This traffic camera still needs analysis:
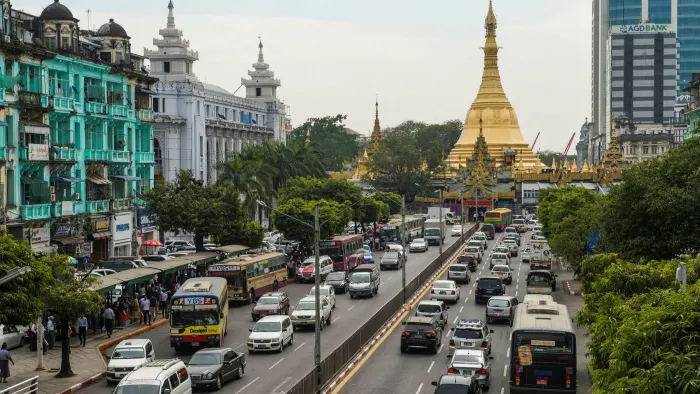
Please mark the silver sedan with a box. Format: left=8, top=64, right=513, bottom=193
left=430, top=280, right=460, bottom=303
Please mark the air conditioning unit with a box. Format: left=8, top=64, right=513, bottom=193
left=73, top=192, right=80, bottom=201
left=50, top=193, right=56, bottom=203
left=49, top=186, right=55, bottom=194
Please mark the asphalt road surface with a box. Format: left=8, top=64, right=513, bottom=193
left=82, top=231, right=466, bottom=394
left=337, top=230, right=593, bottom=394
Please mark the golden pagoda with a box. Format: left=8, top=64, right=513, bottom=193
left=447, top=0, right=543, bottom=169
left=366, top=100, right=383, bottom=155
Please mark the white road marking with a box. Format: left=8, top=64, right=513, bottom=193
left=348, top=305, right=356, bottom=311
left=332, top=317, right=341, bottom=323
left=269, top=358, right=285, bottom=370
left=427, top=360, right=435, bottom=373
left=234, top=343, right=245, bottom=350
left=500, top=388, right=505, bottom=394
left=445, top=329, right=451, bottom=339
left=516, top=285, right=519, bottom=292
left=453, top=316, right=459, bottom=324
left=506, top=348, right=510, bottom=358
left=388, top=277, right=393, bottom=281
left=271, top=377, right=292, bottom=393
left=503, top=364, right=508, bottom=377
left=234, top=377, right=260, bottom=394
left=438, top=344, right=444, bottom=353
left=459, top=306, right=463, bottom=313
left=416, top=383, right=424, bottom=394
left=294, top=342, right=306, bottom=351
left=469, top=290, right=472, bottom=295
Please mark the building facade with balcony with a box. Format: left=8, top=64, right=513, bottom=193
left=0, top=0, right=157, bottom=261
left=145, top=1, right=292, bottom=186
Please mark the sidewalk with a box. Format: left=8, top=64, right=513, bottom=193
left=6, top=317, right=168, bottom=394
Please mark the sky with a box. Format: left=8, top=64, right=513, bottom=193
left=19, top=0, right=592, bottom=151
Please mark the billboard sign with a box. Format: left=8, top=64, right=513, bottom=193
left=612, top=24, right=674, bottom=34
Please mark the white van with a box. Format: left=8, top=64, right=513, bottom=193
left=115, top=359, right=191, bottom=394
left=107, top=339, right=155, bottom=383
left=297, top=256, right=334, bottom=283
left=349, top=264, right=380, bottom=298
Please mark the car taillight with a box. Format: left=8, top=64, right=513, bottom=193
left=515, top=365, right=523, bottom=386
left=448, top=367, right=456, bottom=373
left=475, top=288, right=480, bottom=295
left=566, top=367, right=573, bottom=388
left=401, top=330, right=411, bottom=337
left=479, top=369, right=487, bottom=375
left=449, top=339, right=455, bottom=346
left=425, top=331, right=437, bottom=338
left=431, top=289, right=435, bottom=294
left=481, top=341, right=488, bottom=349
left=451, top=290, right=456, bottom=295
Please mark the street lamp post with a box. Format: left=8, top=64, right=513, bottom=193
left=460, top=188, right=464, bottom=237
left=313, top=205, right=321, bottom=390
left=438, top=190, right=444, bottom=256
left=401, top=195, right=407, bottom=303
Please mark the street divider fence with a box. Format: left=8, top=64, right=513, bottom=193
left=287, top=224, right=481, bottom=394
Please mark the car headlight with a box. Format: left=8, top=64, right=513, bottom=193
left=205, top=372, right=213, bottom=379
left=107, top=367, right=115, bottom=372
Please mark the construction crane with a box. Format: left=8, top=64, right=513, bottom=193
left=531, top=131, right=540, bottom=151
left=560, top=133, right=576, bottom=158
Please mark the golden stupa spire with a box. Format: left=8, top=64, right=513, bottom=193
left=569, top=159, right=578, bottom=172
left=305, top=125, right=311, bottom=145
left=602, top=113, right=624, bottom=169
left=367, top=100, right=383, bottom=155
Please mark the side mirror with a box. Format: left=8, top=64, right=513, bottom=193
left=489, top=356, right=494, bottom=360
left=450, top=327, right=455, bottom=331
left=489, top=329, right=494, bottom=333
left=401, top=321, right=406, bottom=325
left=248, top=328, right=253, bottom=332
left=431, top=381, right=438, bottom=387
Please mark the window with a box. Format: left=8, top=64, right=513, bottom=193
left=145, top=343, right=153, bottom=355
left=186, top=62, right=190, bottom=74
left=256, top=87, right=261, bottom=97
left=61, top=37, right=69, bottom=48
left=161, top=98, right=166, bottom=112
left=100, top=52, right=112, bottom=63
left=651, top=146, right=658, bottom=154
left=164, top=62, right=170, bottom=73
left=168, top=373, right=180, bottom=388
left=160, top=379, right=171, bottom=394
left=197, top=101, right=201, bottom=115
left=177, top=368, right=189, bottom=383
left=152, top=97, right=159, bottom=112
left=643, top=145, right=649, bottom=154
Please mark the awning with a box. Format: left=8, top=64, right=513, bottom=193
left=136, top=87, right=157, bottom=95
left=52, top=237, right=84, bottom=246
left=51, top=176, right=85, bottom=183
left=20, top=120, right=50, bottom=135
left=21, top=175, right=44, bottom=183
left=87, top=174, right=111, bottom=185
left=92, top=232, right=111, bottom=240
left=110, top=175, right=142, bottom=182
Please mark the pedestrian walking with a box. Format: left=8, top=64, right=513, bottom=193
left=77, top=315, right=88, bottom=347
left=141, top=296, right=151, bottom=325
left=46, top=316, right=56, bottom=350
left=103, top=306, right=115, bottom=338
left=149, top=293, right=158, bottom=322
left=0, top=343, right=14, bottom=383
left=160, top=290, right=168, bottom=318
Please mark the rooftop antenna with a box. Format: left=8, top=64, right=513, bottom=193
left=86, top=9, right=91, bottom=32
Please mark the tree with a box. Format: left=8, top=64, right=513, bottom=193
left=601, top=138, right=700, bottom=260
left=143, top=169, right=263, bottom=250
left=271, top=198, right=353, bottom=246
left=537, top=186, right=601, bottom=239
left=279, top=177, right=363, bottom=206
left=372, top=191, right=403, bottom=215
left=414, top=120, right=462, bottom=170
left=358, top=198, right=390, bottom=230
left=288, top=115, right=360, bottom=171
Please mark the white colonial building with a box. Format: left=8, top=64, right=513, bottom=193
left=145, top=1, right=291, bottom=185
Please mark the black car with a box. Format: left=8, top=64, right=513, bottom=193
left=324, top=271, right=349, bottom=294
left=480, top=224, right=495, bottom=240
left=474, top=276, right=505, bottom=305
left=457, top=255, right=478, bottom=272
left=432, top=374, right=483, bottom=394
left=400, top=316, right=442, bottom=354
left=187, top=348, right=246, bottom=391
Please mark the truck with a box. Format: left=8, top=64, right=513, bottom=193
left=529, top=239, right=552, bottom=270
left=427, top=207, right=459, bottom=225
left=424, top=219, right=446, bottom=245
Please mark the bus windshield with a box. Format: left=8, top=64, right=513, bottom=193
left=319, top=247, right=343, bottom=262
left=170, top=304, right=220, bottom=327
left=513, top=331, right=575, bottom=353
left=425, top=228, right=440, bottom=236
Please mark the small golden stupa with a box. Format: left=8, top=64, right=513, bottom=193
left=447, top=0, right=543, bottom=169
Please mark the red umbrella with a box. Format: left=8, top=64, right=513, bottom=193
left=141, top=240, right=164, bottom=247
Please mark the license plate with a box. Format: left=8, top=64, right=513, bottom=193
left=497, top=273, right=503, bottom=276
left=461, top=370, right=472, bottom=376
left=115, top=373, right=123, bottom=377
left=256, top=345, right=266, bottom=348
left=191, top=342, right=200, bottom=346
left=537, top=378, right=548, bottom=385
left=536, top=288, right=543, bottom=291
left=440, top=291, right=446, bottom=295
left=495, top=310, right=502, bottom=314
left=260, top=313, right=267, bottom=317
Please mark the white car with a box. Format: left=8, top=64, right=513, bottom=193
left=464, top=246, right=483, bottom=263
left=290, top=296, right=333, bottom=330
left=141, top=255, right=172, bottom=262
left=489, top=253, right=510, bottom=269
left=409, top=238, right=428, bottom=252
left=106, top=339, right=155, bottom=383
left=247, top=315, right=294, bottom=353
left=308, top=284, right=336, bottom=310
left=467, top=240, right=484, bottom=254
left=501, top=239, right=519, bottom=256
left=430, top=280, right=461, bottom=303
left=526, top=220, right=538, bottom=231
left=490, top=265, right=513, bottom=284
left=385, top=244, right=406, bottom=260
left=451, top=225, right=463, bottom=237
left=0, top=325, right=27, bottom=349
left=471, top=234, right=488, bottom=249
left=493, top=245, right=511, bottom=258
left=521, top=247, right=532, bottom=264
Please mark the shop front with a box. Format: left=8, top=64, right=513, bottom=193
left=51, top=223, right=85, bottom=259
left=111, top=212, right=134, bottom=258
left=89, top=216, right=111, bottom=263
left=136, top=209, right=159, bottom=255
left=26, top=225, right=57, bottom=256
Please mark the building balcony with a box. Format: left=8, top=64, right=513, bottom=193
left=20, top=204, right=52, bottom=220
left=85, top=101, right=107, bottom=115
left=109, top=150, right=130, bottom=163
left=51, top=201, right=78, bottom=217
left=109, top=104, right=128, bottom=117
left=86, top=200, right=110, bottom=214
left=18, top=91, right=50, bottom=110
left=53, top=96, right=74, bottom=112
left=85, top=149, right=110, bottom=161
left=137, top=109, right=154, bottom=122
left=111, top=198, right=133, bottom=212
left=51, top=147, right=78, bottom=161
left=135, top=152, right=155, bottom=163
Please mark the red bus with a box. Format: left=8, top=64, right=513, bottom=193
left=319, top=234, right=365, bottom=271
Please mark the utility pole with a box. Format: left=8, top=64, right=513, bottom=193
left=313, top=205, right=321, bottom=393
left=401, top=195, right=407, bottom=303
left=438, top=190, right=443, bottom=256
left=459, top=187, right=464, bottom=237
left=36, top=316, right=44, bottom=371
left=475, top=186, right=479, bottom=225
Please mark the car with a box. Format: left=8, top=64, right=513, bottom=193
left=448, top=349, right=492, bottom=390
left=467, top=240, right=485, bottom=255
left=0, top=325, right=26, bottom=349
left=409, top=238, right=429, bottom=252
left=504, top=226, right=518, bottom=236
left=474, top=276, right=505, bottom=304
left=416, top=300, right=450, bottom=327
left=489, top=253, right=510, bottom=269
left=324, top=271, right=349, bottom=294
left=447, top=264, right=471, bottom=284
left=384, top=243, right=406, bottom=260
left=480, top=224, right=495, bottom=240
left=534, top=224, right=543, bottom=233
left=490, top=265, right=512, bottom=284
left=451, top=225, right=463, bottom=237
left=187, top=348, right=246, bottom=390
left=504, top=232, right=521, bottom=246
left=532, top=234, right=547, bottom=241
left=526, top=220, right=538, bottom=231
left=501, top=239, right=519, bottom=256
left=308, top=284, right=336, bottom=310
left=115, top=359, right=190, bottom=394
left=296, top=255, right=334, bottom=282
left=380, top=251, right=403, bottom=270
left=362, top=244, right=372, bottom=254
left=141, top=255, right=173, bottom=262
left=360, top=249, right=375, bottom=264
left=430, top=280, right=461, bottom=303
left=511, top=218, right=527, bottom=233
left=448, top=319, right=494, bottom=356
left=471, top=233, right=488, bottom=249
left=456, top=255, right=478, bottom=272
left=247, top=315, right=294, bottom=353
left=165, top=240, right=194, bottom=248
left=251, top=292, right=290, bottom=321
left=492, top=245, right=511, bottom=258
left=485, top=296, right=519, bottom=326
left=400, top=316, right=443, bottom=354
left=526, top=270, right=557, bottom=294
left=431, top=374, right=484, bottom=394
left=521, top=247, right=531, bottom=264
left=464, top=246, right=483, bottom=263
left=290, top=296, right=332, bottom=331
left=166, top=251, right=196, bottom=258
left=106, top=339, right=155, bottom=384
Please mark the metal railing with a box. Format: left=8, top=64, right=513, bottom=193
left=286, top=224, right=480, bottom=394
left=0, top=376, right=38, bottom=394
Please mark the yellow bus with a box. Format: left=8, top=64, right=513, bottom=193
left=484, top=208, right=513, bottom=231
left=169, top=277, right=228, bottom=351
left=207, top=252, right=287, bottom=304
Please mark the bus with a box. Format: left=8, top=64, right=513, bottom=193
left=169, top=277, right=228, bottom=351
left=484, top=208, right=512, bottom=231
left=207, top=252, right=287, bottom=304
left=319, top=234, right=364, bottom=271
left=510, top=298, right=577, bottom=393
left=376, top=215, right=425, bottom=245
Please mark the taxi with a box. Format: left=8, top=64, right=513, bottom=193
left=448, top=319, right=493, bottom=356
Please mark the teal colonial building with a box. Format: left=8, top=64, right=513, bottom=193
left=0, top=1, right=157, bottom=262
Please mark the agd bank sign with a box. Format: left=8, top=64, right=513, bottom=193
left=614, top=23, right=674, bottom=34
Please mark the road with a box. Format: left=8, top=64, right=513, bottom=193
left=82, top=232, right=465, bottom=394
left=337, top=231, right=593, bottom=394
